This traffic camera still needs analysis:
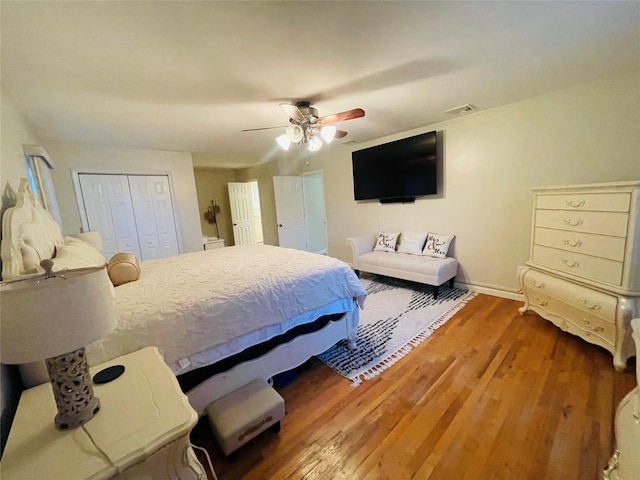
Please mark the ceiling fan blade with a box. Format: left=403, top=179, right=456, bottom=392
left=241, top=126, right=286, bottom=132
left=335, top=129, right=348, bottom=139
left=318, top=108, right=365, bottom=125
left=279, top=103, right=305, bottom=122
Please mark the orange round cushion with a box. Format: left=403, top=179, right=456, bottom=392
left=107, top=253, right=141, bottom=286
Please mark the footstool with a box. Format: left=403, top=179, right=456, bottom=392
left=206, top=379, right=285, bottom=460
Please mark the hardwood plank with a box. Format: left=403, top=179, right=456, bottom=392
left=190, top=294, right=637, bottom=480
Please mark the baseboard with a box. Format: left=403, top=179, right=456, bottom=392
left=346, top=265, right=524, bottom=302
left=454, top=282, right=523, bottom=302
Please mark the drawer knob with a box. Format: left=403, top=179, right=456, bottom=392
left=579, top=297, right=601, bottom=310
left=529, top=279, right=545, bottom=288
left=563, top=218, right=584, bottom=227
left=562, top=239, right=583, bottom=248
left=534, top=297, right=548, bottom=307
left=561, top=258, right=580, bottom=268
left=565, top=199, right=586, bottom=208
left=582, top=319, right=604, bottom=333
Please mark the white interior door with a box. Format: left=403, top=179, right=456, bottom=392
left=249, top=181, right=264, bottom=244
left=79, top=174, right=141, bottom=260
left=273, top=176, right=307, bottom=250
left=128, top=175, right=179, bottom=260
left=302, top=172, right=328, bottom=254
left=228, top=182, right=257, bottom=245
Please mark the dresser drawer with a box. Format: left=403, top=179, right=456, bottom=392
left=533, top=227, right=626, bottom=262
left=534, top=209, right=629, bottom=237
left=522, top=268, right=618, bottom=322
left=523, top=288, right=616, bottom=346
left=532, top=245, right=623, bottom=286
left=535, top=192, right=631, bottom=212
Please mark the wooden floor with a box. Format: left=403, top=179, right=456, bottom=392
left=190, top=294, right=637, bottom=480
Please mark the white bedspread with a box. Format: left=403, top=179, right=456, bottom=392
left=87, top=245, right=366, bottom=374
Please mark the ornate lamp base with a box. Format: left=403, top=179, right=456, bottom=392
left=45, top=347, right=100, bottom=430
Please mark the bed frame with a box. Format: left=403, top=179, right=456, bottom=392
left=1, top=178, right=358, bottom=414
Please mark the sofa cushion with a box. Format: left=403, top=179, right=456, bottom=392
left=397, top=231, right=428, bottom=255
left=422, top=233, right=454, bottom=258
left=373, top=232, right=399, bottom=253
left=359, top=251, right=456, bottom=276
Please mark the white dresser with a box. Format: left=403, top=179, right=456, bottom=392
left=604, top=318, right=640, bottom=480
left=519, top=181, right=640, bottom=371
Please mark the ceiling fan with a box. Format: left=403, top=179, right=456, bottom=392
left=242, top=101, right=365, bottom=151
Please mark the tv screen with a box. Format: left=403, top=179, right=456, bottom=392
left=352, top=131, right=437, bottom=202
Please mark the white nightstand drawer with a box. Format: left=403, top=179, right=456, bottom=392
left=532, top=245, right=624, bottom=286
left=535, top=192, right=631, bottom=212
left=521, top=268, right=618, bottom=322
left=534, top=209, right=629, bottom=237
left=533, top=227, right=626, bottom=262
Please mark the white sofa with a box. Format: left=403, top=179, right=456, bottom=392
left=346, top=234, right=458, bottom=299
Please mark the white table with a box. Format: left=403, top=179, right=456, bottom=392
left=204, top=237, right=225, bottom=250
left=0, top=347, right=206, bottom=479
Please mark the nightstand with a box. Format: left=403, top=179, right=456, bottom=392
left=204, top=237, right=225, bottom=250
left=0, top=347, right=206, bottom=480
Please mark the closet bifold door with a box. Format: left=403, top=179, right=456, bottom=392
left=127, top=175, right=179, bottom=260
left=78, top=174, right=180, bottom=261
left=78, top=174, right=142, bottom=260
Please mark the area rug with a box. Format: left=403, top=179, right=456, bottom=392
left=317, top=274, right=476, bottom=386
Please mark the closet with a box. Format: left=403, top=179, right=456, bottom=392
left=77, top=174, right=180, bottom=261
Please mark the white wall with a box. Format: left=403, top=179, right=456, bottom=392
left=287, top=68, right=640, bottom=295
left=0, top=92, right=42, bottom=448
left=42, top=143, right=203, bottom=254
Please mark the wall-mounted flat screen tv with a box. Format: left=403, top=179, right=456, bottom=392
left=352, top=130, right=437, bottom=203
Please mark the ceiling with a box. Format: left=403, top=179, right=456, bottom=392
left=2, top=1, right=639, bottom=168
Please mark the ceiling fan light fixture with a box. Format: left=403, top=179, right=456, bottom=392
left=285, top=124, right=304, bottom=143
left=320, top=125, right=336, bottom=143
left=307, top=135, right=322, bottom=152
left=276, top=134, right=291, bottom=151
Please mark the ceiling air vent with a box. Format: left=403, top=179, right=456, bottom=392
left=444, top=104, right=476, bottom=115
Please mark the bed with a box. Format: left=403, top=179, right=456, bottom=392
left=1, top=178, right=366, bottom=414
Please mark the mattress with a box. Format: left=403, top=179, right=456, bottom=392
left=86, top=244, right=366, bottom=375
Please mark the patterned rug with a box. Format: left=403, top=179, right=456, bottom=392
left=317, top=273, right=476, bottom=386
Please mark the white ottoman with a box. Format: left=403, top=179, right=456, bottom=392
left=206, top=379, right=285, bottom=460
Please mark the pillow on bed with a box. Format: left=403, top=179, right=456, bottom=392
left=107, top=253, right=141, bottom=286
left=397, top=231, right=428, bottom=255
left=373, top=232, right=400, bottom=253
left=20, top=243, right=45, bottom=274
left=19, top=217, right=63, bottom=273
left=52, top=236, right=107, bottom=271
left=422, top=232, right=455, bottom=258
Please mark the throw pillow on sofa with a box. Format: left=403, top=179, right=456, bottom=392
left=422, top=233, right=454, bottom=258
left=397, top=231, right=428, bottom=255
left=374, top=232, right=400, bottom=253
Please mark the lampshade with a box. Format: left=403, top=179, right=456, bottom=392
left=285, top=124, right=304, bottom=143
left=321, top=125, right=336, bottom=143
left=307, top=135, right=323, bottom=152
left=0, top=265, right=116, bottom=429
left=276, top=134, right=291, bottom=150
left=0, top=267, right=115, bottom=364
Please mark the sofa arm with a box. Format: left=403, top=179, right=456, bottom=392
left=346, top=234, right=377, bottom=268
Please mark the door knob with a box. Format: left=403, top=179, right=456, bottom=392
left=233, top=223, right=237, bottom=226
left=278, top=224, right=283, bottom=227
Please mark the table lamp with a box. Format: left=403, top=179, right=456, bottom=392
left=0, top=262, right=116, bottom=430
